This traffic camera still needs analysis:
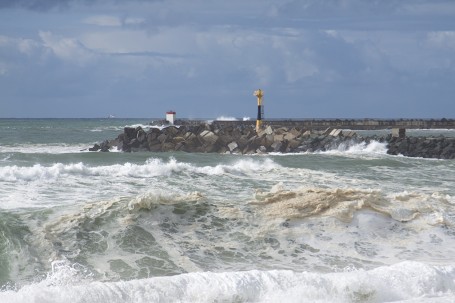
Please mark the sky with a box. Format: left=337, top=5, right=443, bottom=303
left=1, top=0, right=455, bottom=119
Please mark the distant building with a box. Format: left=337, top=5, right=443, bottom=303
left=166, top=111, right=176, bottom=125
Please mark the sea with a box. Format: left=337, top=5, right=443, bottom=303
left=0, top=118, right=455, bottom=303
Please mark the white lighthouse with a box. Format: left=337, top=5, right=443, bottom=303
left=166, top=111, right=176, bottom=125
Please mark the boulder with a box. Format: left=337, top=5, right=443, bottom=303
left=199, top=130, right=219, bottom=145
left=99, top=140, right=111, bottom=152
left=172, top=136, right=186, bottom=144
left=124, top=127, right=137, bottom=141
left=274, top=134, right=284, bottom=142
left=136, top=128, right=147, bottom=143
left=329, top=129, right=342, bottom=137
left=157, top=134, right=167, bottom=143
left=147, top=132, right=158, bottom=143
left=162, top=142, right=176, bottom=152
left=283, top=132, right=297, bottom=141
left=164, top=126, right=179, bottom=136
left=302, top=130, right=311, bottom=137
left=271, top=141, right=283, bottom=152
left=287, top=139, right=301, bottom=150
left=290, top=128, right=302, bottom=137
left=89, top=144, right=100, bottom=152
left=256, top=146, right=267, bottom=154
left=228, top=142, right=238, bottom=152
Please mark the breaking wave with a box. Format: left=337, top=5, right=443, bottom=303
left=215, top=116, right=238, bottom=121
left=0, top=157, right=281, bottom=182
left=1, top=261, right=454, bottom=303
left=322, top=140, right=388, bottom=156
left=252, top=184, right=454, bottom=224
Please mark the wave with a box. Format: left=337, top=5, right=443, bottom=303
left=127, top=191, right=204, bottom=211
left=269, top=140, right=388, bottom=158
left=321, top=140, right=388, bottom=156
left=1, top=261, right=454, bottom=303
left=252, top=185, right=454, bottom=224
left=215, top=116, right=238, bottom=121
left=214, top=116, right=251, bottom=121
left=89, top=124, right=167, bottom=133
left=0, top=144, right=89, bottom=154
left=0, top=157, right=281, bottom=182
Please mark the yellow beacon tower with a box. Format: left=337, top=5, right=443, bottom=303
left=254, top=89, right=264, bottom=132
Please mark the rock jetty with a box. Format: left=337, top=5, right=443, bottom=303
left=89, top=123, right=455, bottom=159
left=90, top=124, right=361, bottom=154
left=387, top=136, right=455, bottom=159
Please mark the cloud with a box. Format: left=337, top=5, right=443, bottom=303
left=1, top=0, right=455, bottom=118
left=83, top=15, right=122, bottom=27
left=0, top=0, right=161, bottom=11
left=0, top=0, right=76, bottom=11
left=427, top=31, right=455, bottom=50
left=0, top=35, right=42, bottom=76
left=39, top=31, right=94, bottom=64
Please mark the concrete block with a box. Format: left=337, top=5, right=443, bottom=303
left=256, top=146, right=267, bottom=154
left=157, top=134, right=167, bottom=143
left=199, top=130, right=211, bottom=137
left=392, top=128, right=406, bottom=138
left=200, top=130, right=219, bottom=144
left=329, top=129, right=342, bottom=137
left=344, top=131, right=356, bottom=137
left=274, top=134, right=284, bottom=142
left=271, top=141, right=282, bottom=152
left=302, top=130, right=311, bottom=137
left=264, top=125, right=273, bottom=135
left=228, top=141, right=238, bottom=152
left=284, top=132, right=297, bottom=141
left=322, top=128, right=333, bottom=135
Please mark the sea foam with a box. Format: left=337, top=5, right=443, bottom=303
left=322, top=140, right=388, bottom=156
left=1, top=261, right=454, bottom=303
left=0, top=157, right=280, bottom=182
left=252, top=185, right=455, bottom=224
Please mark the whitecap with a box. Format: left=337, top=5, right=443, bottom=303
left=1, top=261, right=454, bottom=303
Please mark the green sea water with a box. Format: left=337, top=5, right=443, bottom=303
left=1, top=119, right=455, bottom=302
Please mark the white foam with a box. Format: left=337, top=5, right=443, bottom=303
left=0, top=144, right=89, bottom=154
left=323, top=140, right=388, bottom=156
left=215, top=116, right=238, bottom=121
left=0, top=157, right=281, bottom=182
left=89, top=123, right=171, bottom=133
left=1, top=261, right=454, bottom=303
left=127, top=191, right=204, bottom=210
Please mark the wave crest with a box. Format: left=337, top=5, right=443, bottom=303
left=252, top=184, right=453, bottom=224
left=0, top=157, right=281, bottom=182
left=1, top=261, right=454, bottom=303
left=128, top=191, right=204, bottom=211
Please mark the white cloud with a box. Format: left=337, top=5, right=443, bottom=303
left=2, top=0, right=455, bottom=118
left=80, top=27, right=197, bottom=55
left=124, top=17, right=146, bottom=25
left=427, top=31, right=455, bottom=50
left=39, top=31, right=94, bottom=65
left=18, top=39, right=39, bottom=55
left=83, top=15, right=122, bottom=27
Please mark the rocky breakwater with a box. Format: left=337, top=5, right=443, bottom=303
left=387, top=136, right=455, bottom=159
left=89, top=124, right=361, bottom=154
left=89, top=124, right=455, bottom=159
